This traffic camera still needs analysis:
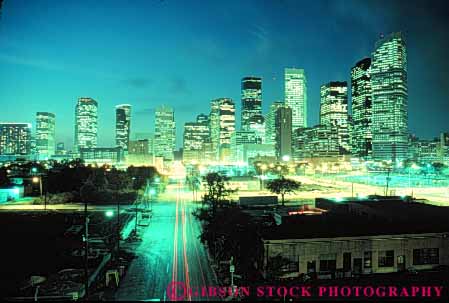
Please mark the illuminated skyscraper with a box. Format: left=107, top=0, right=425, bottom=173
left=231, top=130, right=262, bottom=162
left=36, top=112, right=56, bottom=158
left=210, top=98, right=235, bottom=162
left=265, top=101, right=284, bottom=145
left=183, top=114, right=210, bottom=163
left=247, top=114, right=265, bottom=144
left=154, top=105, right=176, bottom=162
left=241, top=77, right=262, bottom=130
left=320, top=81, right=350, bottom=154
left=275, top=105, right=292, bottom=161
left=293, top=125, right=340, bottom=160
left=0, top=123, right=32, bottom=156
left=285, top=68, right=307, bottom=131
left=75, top=97, right=98, bottom=152
left=371, top=32, right=408, bottom=162
left=351, top=58, right=372, bottom=159
left=115, top=104, right=131, bottom=151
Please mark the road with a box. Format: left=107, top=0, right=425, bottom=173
left=115, top=183, right=218, bottom=301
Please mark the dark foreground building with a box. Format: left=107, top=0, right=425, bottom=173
left=259, top=197, right=449, bottom=279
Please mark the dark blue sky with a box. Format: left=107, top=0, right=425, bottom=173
left=0, top=0, right=448, bottom=149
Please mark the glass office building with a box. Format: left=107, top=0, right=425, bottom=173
left=241, top=77, right=262, bottom=131
left=351, top=58, right=372, bottom=159
left=75, top=97, right=98, bottom=152
left=36, top=112, right=56, bottom=158
left=371, top=32, right=408, bottom=163
left=115, top=104, right=131, bottom=151
left=285, top=68, right=307, bottom=131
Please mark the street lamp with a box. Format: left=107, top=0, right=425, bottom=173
left=32, top=176, right=45, bottom=210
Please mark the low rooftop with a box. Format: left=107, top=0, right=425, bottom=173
left=261, top=197, right=449, bottom=240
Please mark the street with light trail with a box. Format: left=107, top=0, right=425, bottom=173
left=115, top=183, right=218, bottom=301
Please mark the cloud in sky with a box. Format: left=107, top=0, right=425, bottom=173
left=123, top=77, right=152, bottom=88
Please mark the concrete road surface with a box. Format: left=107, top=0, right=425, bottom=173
left=115, top=184, right=218, bottom=301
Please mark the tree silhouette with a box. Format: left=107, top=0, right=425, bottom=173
left=266, top=177, right=301, bottom=206
left=203, top=172, right=235, bottom=216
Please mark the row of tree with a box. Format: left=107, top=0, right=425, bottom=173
left=2, top=159, right=161, bottom=204
left=195, top=172, right=302, bottom=284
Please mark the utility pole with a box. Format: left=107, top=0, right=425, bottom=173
left=44, top=177, right=47, bottom=212
left=116, top=199, right=120, bottom=262
left=84, top=200, right=89, bottom=300
left=134, top=199, right=138, bottom=235
left=229, top=256, right=235, bottom=293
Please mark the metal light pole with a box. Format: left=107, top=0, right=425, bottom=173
left=229, top=256, right=235, bottom=290
left=33, top=176, right=44, bottom=210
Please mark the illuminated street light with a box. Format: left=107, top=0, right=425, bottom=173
left=105, top=210, right=114, bottom=218
left=32, top=177, right=39, bottom=183
left=282, top=155, right=290, bottom=162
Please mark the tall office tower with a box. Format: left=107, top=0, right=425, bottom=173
left=183, top=114, right=210, bottom=163
left=36, top=112, right=56, bottom=158
left=154, top=105, right=176, bottom=162
left=241, top=77, right=262, bottom=130
left=320, top=81, right=350, bottom=154
left=210, top=98, right=235, bottom=162
left=284, top=68, right=307, bottom=131
left=0, top=123, right=32, bottom=156
left=247, top=114, right=265, bottom=143
left=351, top=58, right=372, bottom=159
left=275, top=105, right=292, bottom=161
left=74, top=97, right=98, bottom=152
left=371, top=32, right=408, bottom=163
left=265, top=101, right=284, bottom=145
left=115, top=104, right=131, bottom=151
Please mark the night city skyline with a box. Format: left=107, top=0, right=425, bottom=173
left=0, top=0, right=448, bottom=149
left=1, top=1, right=449, bottom=301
